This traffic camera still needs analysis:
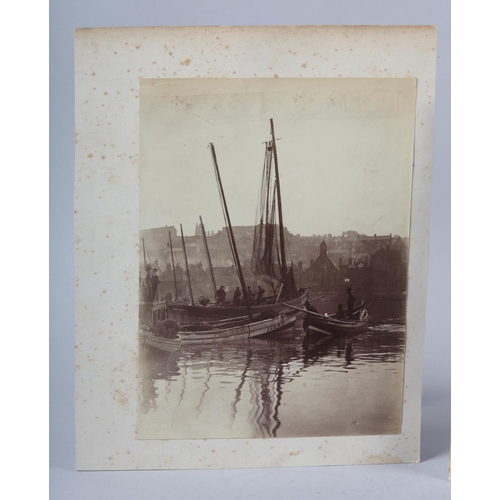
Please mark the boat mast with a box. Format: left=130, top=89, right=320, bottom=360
left=180, top=224, right=195, bottom=305
left=199, top=215, right=217, bottom=301
left=209, top=143, right=253, bottom=320
left=168, top=230, right=179, bottom=302
left=270, top=118, right=288, bottom=278
left=164, top=240, right=168, bottom=270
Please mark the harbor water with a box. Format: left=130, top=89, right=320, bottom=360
left=137, top=321, right=406, bottom=440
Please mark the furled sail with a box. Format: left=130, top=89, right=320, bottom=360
left=251, top=141, right=283, bottom=284
left=251, top=120, right=299, bottom=301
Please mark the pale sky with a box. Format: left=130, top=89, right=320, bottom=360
left=140, top=78, right=416, bottom=237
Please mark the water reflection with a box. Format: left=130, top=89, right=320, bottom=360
left=139, top=377, right=158, bottom=413
left=137, top=324, right=406, bottom=439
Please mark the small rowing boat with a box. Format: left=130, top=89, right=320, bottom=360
left=284, top=302, right=369, bottom=336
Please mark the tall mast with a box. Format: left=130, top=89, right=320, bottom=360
left=180, top=224, right=195, bottom=305
left=199, top=215, right=217, bottom=301
left=168, top=230, right=179, bottom=302
left=209, top=143, right=253, bottom=320
left=270, top=118, right=288, bottom=278
left=142, top=237, right=148, bottom=270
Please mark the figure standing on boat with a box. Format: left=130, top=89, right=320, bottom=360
left=150, top=268, right=161, bottom=302
left=233, top=286, right=242, bottom=305
left=346, top=288, right=357, bottom=318
left=215, top=285, right=226, bottom=306
left=256, top=285, right=266, bottom=305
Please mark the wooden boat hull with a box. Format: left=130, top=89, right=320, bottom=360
left=142, top=334, right=181, bottom=352
left=166, top=291, right=308, bottom=323
left=307, top=310, right=369, bottom=336
left=144, top=310, right=298, bottom=348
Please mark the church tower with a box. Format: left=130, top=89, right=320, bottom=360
left=319, top=239, right=327, bottom=257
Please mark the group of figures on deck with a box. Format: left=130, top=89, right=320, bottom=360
left=213, top=284, right=266, bottom=306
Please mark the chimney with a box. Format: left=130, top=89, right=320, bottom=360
left=298, top=261, right=303, bottom=272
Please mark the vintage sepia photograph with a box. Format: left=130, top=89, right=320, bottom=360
left=137, top=77, right=416, bottom=440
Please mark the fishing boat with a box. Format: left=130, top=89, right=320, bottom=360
left=166, top=292, right=306, bottom=323
left=165, top=119, right=307, bottom=323
left=285, top=302, right=370, bottom=336
left=144, top=309, right=298, bottom=349
left=146, top=140, right=299, bottom=346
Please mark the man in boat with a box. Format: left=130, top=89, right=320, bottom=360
left=246, top=286, right=255, bottom=304
left=151, top=318, right=181, bottom=339
left=305, top=301, right=320, bottom=314
left=150, top=268, right=161, bottom=302
left=346, top=288, right=357, bottom=318
left=303, top=300, right=320, bottom=330
left=215, top=285, right=226, bottom=306
left=256, top=285, right=266, bottom=305
left=233, top=286, right=242, bottom=305
left=336, top=304, right=346, bottom=320
left=165, top=291, right=173, bottom=303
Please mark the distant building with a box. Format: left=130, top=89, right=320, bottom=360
left=141, top=225, right=177, bottom=245
left=140, top=225, right=178, bottom=267
left=301, top=240, right=340, bottom=291
left=370, top=246, right=408, bottom=297
left=339, top=256, right=372, bottom=300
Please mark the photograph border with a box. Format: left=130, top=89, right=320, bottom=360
left=74, top=25, right=437, bottom=470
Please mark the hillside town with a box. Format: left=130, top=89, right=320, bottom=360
left=140, top=224, right=408, bottom=305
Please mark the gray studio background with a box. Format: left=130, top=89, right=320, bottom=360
left=50, top=1, right=450, bottom=498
